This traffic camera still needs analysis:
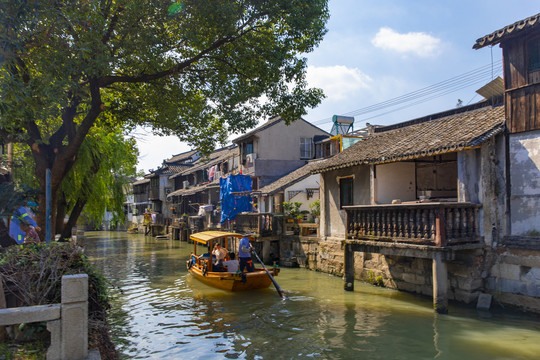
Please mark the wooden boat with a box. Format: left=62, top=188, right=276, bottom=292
left=186, top=231, right=280, bottom=291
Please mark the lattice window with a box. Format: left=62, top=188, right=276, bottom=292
left=306, top=188, right=318, bottom=200
left=288, top=190, right=302, bottom=200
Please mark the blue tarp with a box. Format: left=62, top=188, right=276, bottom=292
left=220, top=174, right=252, bottom=224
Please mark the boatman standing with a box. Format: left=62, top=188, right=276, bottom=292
left=238, top=235, right=254, bottom=273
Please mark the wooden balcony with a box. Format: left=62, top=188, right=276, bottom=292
left=149, top=186, right=160, bottom=200
left=234, top=213, right=275, bottom=236
left=344, top=202, right=482, bottom=247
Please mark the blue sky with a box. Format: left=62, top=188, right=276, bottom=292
left=135, top=1, right=540, bottom=173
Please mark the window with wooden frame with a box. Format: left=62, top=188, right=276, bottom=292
left=300, top=137, right=313, bottom=159
left=528, top=36, right=540, bottom=72
left=339, top=177, right=354, bottom=208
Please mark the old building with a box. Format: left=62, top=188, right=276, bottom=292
left=311, top=99, right=506, bottom=313
left=233, top=116, right=329, bottom=189
left=302, top=13, right=540, bottom=314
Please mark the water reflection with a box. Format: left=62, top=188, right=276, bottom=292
left=83, top=232, right=540, bottom=359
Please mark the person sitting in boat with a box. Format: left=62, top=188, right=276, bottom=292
left=238, top=236, right=254, bottom=273
left=223, top=252, right=239, bottom=273
left=212, top=243, right=228, bottom=271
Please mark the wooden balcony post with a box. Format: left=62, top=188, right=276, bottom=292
left=435, top=207, right=447, bottom=247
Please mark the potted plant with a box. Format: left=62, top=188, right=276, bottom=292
left=309, top=199, right=320, bottom=224
left=283, top=201, right=302, bottom=222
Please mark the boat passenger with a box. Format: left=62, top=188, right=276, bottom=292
left=238, top=236, right=254, bottom=273
left=223, top=253, right=239, bottom=273
left=213, top=243, right=228, bottom=271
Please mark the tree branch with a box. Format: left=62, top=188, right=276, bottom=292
left=98, top=19, right=264, bottom=87
left=101, top=2, right=123, bottom=45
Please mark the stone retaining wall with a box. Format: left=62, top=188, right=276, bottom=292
left=280, top=235, right=540, bottom=313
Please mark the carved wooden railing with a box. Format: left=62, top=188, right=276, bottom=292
left=344, top=202, right=482, bottom=246
left=234, top=213, right=274, bottom=236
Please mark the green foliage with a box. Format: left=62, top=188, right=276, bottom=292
left=0, top=341, right=47, bottom=360
left=309, top=199, right=320, bottom=217
left=283, top=201, right=302, bottom=218
left=1, top=0, right=329, bottom=151
left=0, top=242, right=114, bottom=355
left=525, top=229, right=540, bottom=237
left=367, top=271, right=385, bottom=287
left=62, top=123, right=138, bottom=226
left=0, top=0, right=329, bottom=233
left=0, top=182, right=27, bottom=218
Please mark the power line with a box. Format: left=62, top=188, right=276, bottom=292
left=311, top=60, right=503, bottom=127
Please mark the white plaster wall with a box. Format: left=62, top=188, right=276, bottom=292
left=457, top=149, right=482, bottom=203
left=284, top=175, right=320, bottom=213
left=256, top=119, right=327, bottom=161
left=375, top=162, right=415, bottom=204
left=322, top=166, right=370, bottom=238
left=509, top=130, right=540, bottom=235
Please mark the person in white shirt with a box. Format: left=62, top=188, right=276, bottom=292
left=223, top=253, right=239, bottom=273
left=212, top=243, right=228, bottom=271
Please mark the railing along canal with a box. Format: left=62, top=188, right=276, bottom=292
left=344, top=202, right=482, bottom=246
left=234, top=213, right=274, bottom=236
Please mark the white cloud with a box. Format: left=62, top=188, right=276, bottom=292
left=306, top=65, right=371, bottom=101
left=371, top=27, right=441, bottom=57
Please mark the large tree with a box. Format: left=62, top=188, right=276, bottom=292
left=0, top=0, right=328, bottom=233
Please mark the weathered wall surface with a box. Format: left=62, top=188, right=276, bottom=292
left=257, top=119, right=328, bottom=161
left=281, top=235, right=540, bottom=313
left=375, top=162, right=415, bottom=204
left=487, top=247, right=540, bottom=312
left=509, top=130, right=540, bottom=235
left=284, top=175, right=320, bottom=214
left=321, top=166, right=370, bottom=239
left=457, top=149, right=482, bottom=203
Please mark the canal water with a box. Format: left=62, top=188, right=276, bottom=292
left=83, top=231, right=540, bottom=360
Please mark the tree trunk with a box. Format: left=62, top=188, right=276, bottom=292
left=56, top=190, right=67, bottom=236
left=0, top=221, right=17, bottom=248
left=61, top=197, right=87, bottom=239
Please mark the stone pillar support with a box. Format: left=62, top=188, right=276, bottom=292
left=344, top=243, right=355, bottom=291
left=61, top=274, right=89, bottom=360
left=262, top=239, right=271, bottom=264
left=432, top=253, right=448, bottom=314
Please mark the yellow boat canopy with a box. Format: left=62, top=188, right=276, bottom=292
left=189, top=231, right=246, bottom=245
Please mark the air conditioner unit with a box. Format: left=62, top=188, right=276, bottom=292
left=183, top=180, right=189, bottom=189
left=246, top=153, right=257, bottom=163
left=165, top=188, right=172, bottom=195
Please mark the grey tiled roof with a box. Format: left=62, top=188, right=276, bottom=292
left=132, top=178, right=150, bottom=185
left=258, top=159, right=328, bottom=195
left=232, top=116, right=282, bottom=143
left=166, top=150, right=199, bottom=163
left=168, top=179, right=219, bottom=197
left=311, top=101, right=505, bottom=174
left=170, top=145, right=238, bottom=179
left=232, top=116, right=329, bottom=143
left=473, top=13, right=540, bottom=49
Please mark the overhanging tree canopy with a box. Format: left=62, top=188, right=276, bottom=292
left=0, top=0, right=329, bottom=232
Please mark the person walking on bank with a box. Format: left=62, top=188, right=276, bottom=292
left=9, top=203, right=41, bottom=244
left=238, top=235, right=254, bottom=273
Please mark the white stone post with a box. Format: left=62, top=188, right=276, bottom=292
left=61, top=274, right=88, bottom=360
left=432, top=253, right=449, bottom=314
